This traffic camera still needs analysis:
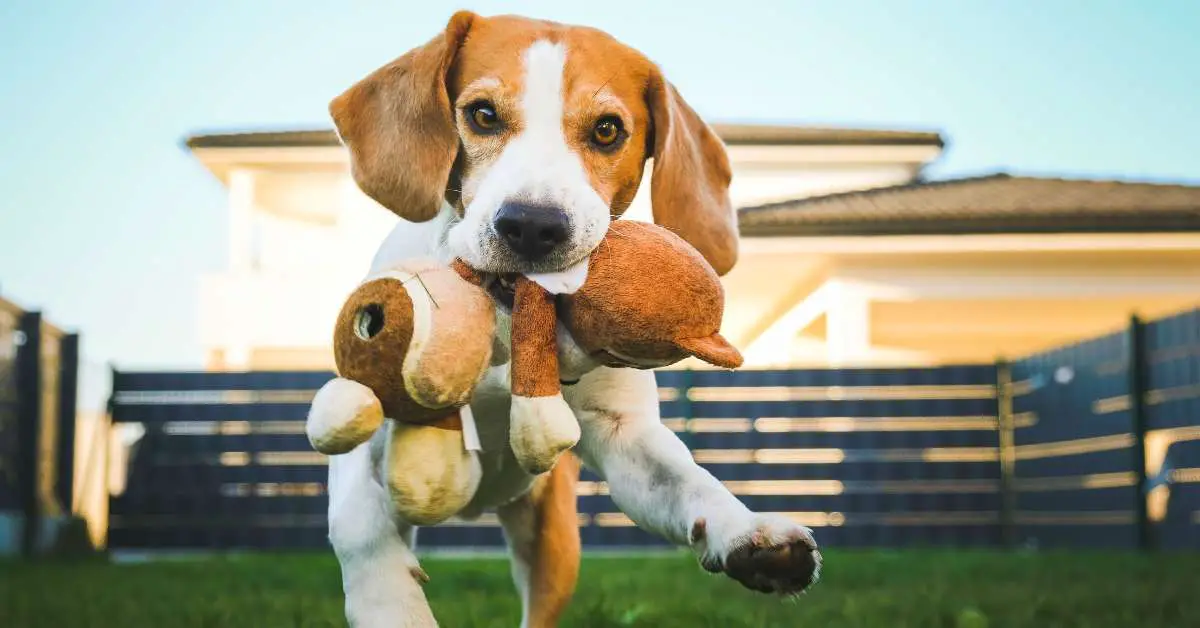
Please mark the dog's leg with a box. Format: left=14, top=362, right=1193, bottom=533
left=328, top=428, right=438, bottom=627
left=566, top=367, right=821, bottom=596
left=496, top=453, right=582, bottom=628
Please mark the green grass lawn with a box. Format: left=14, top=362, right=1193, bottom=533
left=1, top=550, right=1196, bottom=627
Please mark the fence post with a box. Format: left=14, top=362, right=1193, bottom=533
left=56, top=333, right=79, bottom=514
left=995, top=359, right=1016, bottom=549
left=1127, top=316, right=1153, bottom=551
left=15, top=312, right=42, bottom=557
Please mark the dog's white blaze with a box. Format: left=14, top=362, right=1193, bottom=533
left=520, top=41, right=568, bottom=159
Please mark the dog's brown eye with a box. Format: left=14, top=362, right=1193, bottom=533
left=591, top=116, right=623, bottom=148
left=467, top=101, right=501, bottom=134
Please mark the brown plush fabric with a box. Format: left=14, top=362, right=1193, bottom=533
left=426, top=411, right=463, bottom=431
left=406, top=264, right=497, bottom=409
left=560, top=220, right=743, bottom=369
left=333, top=277, right=433, bottom=421
left=454, top=221, right=742, bottom=379
left=451, top=259, right=483, bottom=286
left=511, top=277, right=561, bottom=398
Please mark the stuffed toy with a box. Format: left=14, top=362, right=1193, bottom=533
left=305, top=258, right=497, bottom=526
left=455, top=219, right=743, bottom=475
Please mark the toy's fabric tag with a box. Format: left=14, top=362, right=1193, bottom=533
left=527, top=257, right=590, bottom=295
left=460, top=405, right=482, bottom=452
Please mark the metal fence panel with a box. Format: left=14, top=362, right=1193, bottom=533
left=1144, top=308, right=1200, bottom=550
left=1011, top=330, right=1139, bottom=548
left=108, top=366, right=1001, bottom=551
left=104, top=307, right=1200, bottom=554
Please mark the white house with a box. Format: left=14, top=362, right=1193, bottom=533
left=187, top=124, right=1200, bottom=371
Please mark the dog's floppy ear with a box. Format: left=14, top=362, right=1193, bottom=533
left=330, top=11, right=475, bottom=222
left=646, top=70, right=738, bottom=276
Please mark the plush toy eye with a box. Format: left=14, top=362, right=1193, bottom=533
left=354, top=304, right=385, bottom=340
left=591, top=116, right=624, bottom=148
left=466, top=101, right=501, bottom=134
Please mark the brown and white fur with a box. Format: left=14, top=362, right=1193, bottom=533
left=326, top=12, right=820, bottom=627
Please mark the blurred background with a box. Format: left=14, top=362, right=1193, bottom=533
left=1, top=1, right=1198, bottom=626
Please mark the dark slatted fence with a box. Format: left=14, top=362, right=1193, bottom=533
left=108, top=371, right=332, bottom=550
left=106, top=306, right=1200, bottom=553
left=1010, top=307, right=1200, bottom=550
left=1144, top=308, right=1200, bottom=550
left=578, top=367, right=1003, bottom=549
left=1010, top=331, right=1141, bottom=548
left=0, top=296, right=80, bottom=557
left=108, top=366, right=1002, bottom=551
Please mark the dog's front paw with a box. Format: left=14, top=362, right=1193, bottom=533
left=691, top=513, right=821, bottom=596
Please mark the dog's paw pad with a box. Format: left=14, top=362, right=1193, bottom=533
left=715, top=516, right=822, bottom=596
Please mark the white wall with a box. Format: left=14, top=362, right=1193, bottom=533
left=199, top=145, right=929, bottom=368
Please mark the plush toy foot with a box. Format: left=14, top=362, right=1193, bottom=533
left=387, top=421, right=482, bottom=526
left=306, top=378, right=384, bottom=455
left=509, top=393, right=580, bottom=475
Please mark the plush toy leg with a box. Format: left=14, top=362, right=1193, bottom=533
left=306, top=377, right=384, bottom=455
left=510, top=393, right=580, bottom=475
left=509, top=277, right=581, bottom=474
left=386, top=411, right=482, bottom=526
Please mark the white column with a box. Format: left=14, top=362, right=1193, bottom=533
left=825, top=283, right=872, bottom=367
left=224, top=168, right=256, bottom=370
left=228, top=168, right=256, bottom=271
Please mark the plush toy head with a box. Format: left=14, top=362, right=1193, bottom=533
left=306, top=259, right=496, bottom=526
left=307, top=259, right=496, bottom=456
left=561, top=220, right=743, bottom=370
left=333, top=259, right=497, bottom=420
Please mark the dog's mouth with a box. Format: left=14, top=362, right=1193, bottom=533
left=481, top=271, right=660, bottom=373
left=483, top=273, right=520, bottom=311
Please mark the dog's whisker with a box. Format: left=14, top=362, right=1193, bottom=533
left=590, top=70, right=621, bottom=102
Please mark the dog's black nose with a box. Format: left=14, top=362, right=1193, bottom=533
left=493, top=203, right=570, bottom=261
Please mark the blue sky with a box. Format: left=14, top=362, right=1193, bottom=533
left=1, top=0, right=1198, bottom=395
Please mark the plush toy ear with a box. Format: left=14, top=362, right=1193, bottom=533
left=646, top=69, right=738, bottom=276
left=306, top=377, right=385, bottom=455
left=329, top=11, right=475, bottom=221
left=676, top=333, right=744, bottom=369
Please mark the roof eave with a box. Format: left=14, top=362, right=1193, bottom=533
left=183, top=125, right=947, bottom=151
left=738, top=219, right=1200, bottom=238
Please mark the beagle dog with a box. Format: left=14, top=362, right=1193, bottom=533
left=326, top=12, right=821, bottom=627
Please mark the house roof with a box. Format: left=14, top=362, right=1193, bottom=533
left=184, top=123, right=945, bottom=150
left=738, top=173, right=1200, bottom=236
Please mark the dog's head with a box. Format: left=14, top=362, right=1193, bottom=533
left=330, top=11, right=737, bottom=276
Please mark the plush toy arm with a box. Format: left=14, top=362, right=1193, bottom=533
left=306, top=377, right=385, bottom=455
left=511, top=276, right=561, bottom=399
left=509, top=276, right=580, bottom=474
left=450, top=258, right=485, bottom=287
